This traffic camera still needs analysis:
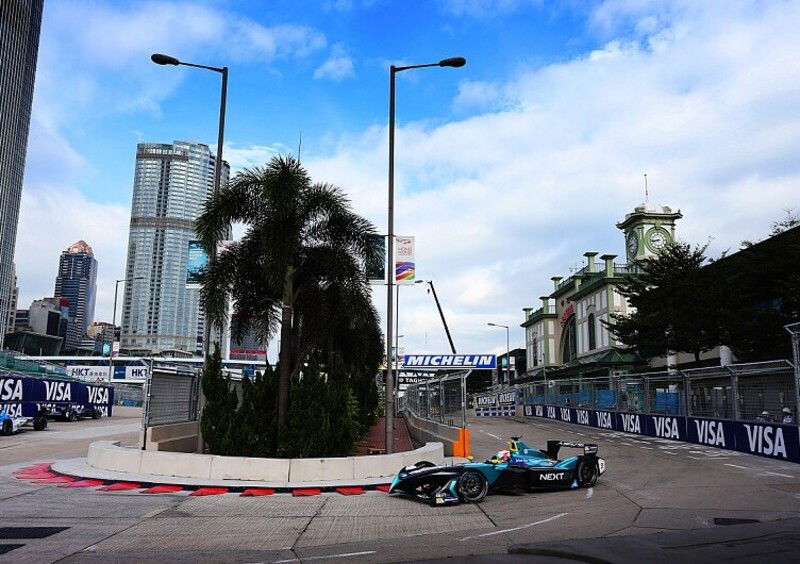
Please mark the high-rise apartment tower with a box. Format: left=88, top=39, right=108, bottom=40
left=54, top=240, right=98, bottom=350
left=0, top=0, right=44, bottom=348
left=121, top=141, right=229, bottom=354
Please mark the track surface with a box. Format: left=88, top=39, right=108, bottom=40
left=0, top=413, right=799, bottom=562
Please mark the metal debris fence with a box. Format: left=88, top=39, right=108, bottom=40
left=142, top=364, right=200, bottom=427
left=513, top=360, right=798, bottom=423
left=403, top=371, right=468, bottom=428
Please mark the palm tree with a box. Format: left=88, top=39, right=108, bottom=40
left=196, top=155, right=383, bottom=430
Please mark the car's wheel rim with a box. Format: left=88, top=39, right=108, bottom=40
left=461, top=474, right=484, bottom=498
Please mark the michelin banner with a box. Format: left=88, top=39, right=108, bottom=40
left=395, top=235, right=415, bottom=284
left=404, top=354, right=496, bottom=369
left=524, top=403, right=800, bottom=463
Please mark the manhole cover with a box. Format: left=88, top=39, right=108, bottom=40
left=0, top=527, right=69, bottom=539
left=713, top=518, right=761, bottom=526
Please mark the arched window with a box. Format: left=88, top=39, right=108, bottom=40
left=560, top=315, right=577, bottom=364
left=588, top=313, right=597, bottom=351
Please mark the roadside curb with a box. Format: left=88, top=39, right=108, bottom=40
left=14, top=462, right=393, bottom=496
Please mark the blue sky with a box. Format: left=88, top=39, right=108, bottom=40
left=17, top=0, right=800, bottom=358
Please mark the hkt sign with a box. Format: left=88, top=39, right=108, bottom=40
left=403, top=354, right=497, bottom=369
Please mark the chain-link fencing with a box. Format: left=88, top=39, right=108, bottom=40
left=403, top=371, right=468, bottom=427
left=142, top=365, right=199, bottom=426
left=514, top=359, right=797, bottom=423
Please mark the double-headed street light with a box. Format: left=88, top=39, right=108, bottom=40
left=151, top=53, right=228, bottom=360
left=385, top=56, right=466, bottom=454
left=488, top=322, right=511, bottom=387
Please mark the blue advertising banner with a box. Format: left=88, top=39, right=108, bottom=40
left=186, top=240, right=207, bottom=287
left=0, top=374, right=114, bottom=418
left=523, top=403, right=800, bottom=463
left=405, top=354, right=496, bottom=369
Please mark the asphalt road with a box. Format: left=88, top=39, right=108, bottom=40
left=0, top=413, right=799, bottom=562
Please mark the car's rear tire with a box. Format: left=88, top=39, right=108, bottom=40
left=33, top=416, right=48, bottom=431
left=576, top=458, right=598, bottom=487
left=2, top=420, right=13, bottom=436
left=457, top=470, right=488, bottom=503
left=91, top=408, right=101, bottom=420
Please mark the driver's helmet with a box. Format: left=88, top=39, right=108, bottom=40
left=496, top=449, right=511, bottom=462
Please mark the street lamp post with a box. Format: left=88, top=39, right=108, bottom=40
left=386, top=56, right=466, bottom=454
left=151, top=53, right=228, bottom=360
left=488, top=322, right=510, bottom=387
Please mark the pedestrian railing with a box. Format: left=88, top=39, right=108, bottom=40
left=403, top=370, right=468, bottom=428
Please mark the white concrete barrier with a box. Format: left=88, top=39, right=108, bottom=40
left=86, top=441, right=445, bottom=483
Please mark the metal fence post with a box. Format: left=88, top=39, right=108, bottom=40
left=725, top=366, right=741, bottom=421
left=681, top=369, right=691, bottom=417
left=461, top=373, right=467, bottom=428
left=785, top=322, right=800, bottom=421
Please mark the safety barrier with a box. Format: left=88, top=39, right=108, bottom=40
left=87, top=440, right=445, bottom=482
left=403, top=371, right=470, bottom=456
left=523, top=403, right=800, bottom=463
left=0, top=373, right=114, bottom=418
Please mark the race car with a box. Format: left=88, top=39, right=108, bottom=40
left=0, top=408, right=48, bottom=435
left=389, top=437, right=605, bottom=505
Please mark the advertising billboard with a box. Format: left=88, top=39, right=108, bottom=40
left=366, top=235, right=386, bottom=283
left=395, top=235, right=415, bottom=284
left=402, top=354, right=497, bottom=369
left=186, top=240, right=207, bottom=287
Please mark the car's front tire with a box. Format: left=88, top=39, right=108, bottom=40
left=457, top=470, right=488, bottom=503
left=576, top=458, right=598, bottom=487
left=1, top=420, right=13, bottom=436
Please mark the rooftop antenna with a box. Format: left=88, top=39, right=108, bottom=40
left=643, top=172, right=649, bottom=205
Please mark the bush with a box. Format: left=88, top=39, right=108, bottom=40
left=200, top=345, right=239, bottom=454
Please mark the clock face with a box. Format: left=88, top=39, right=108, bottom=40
left=645, top=227, right=671, bottom=252
left=626, top=232, right=639, bottom=258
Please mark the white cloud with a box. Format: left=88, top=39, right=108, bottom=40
left=36, top=1, right=327, bottom=121
left=314, top=44, right=355, bottom=81
left=16, top=186, right=130, bottom=324
left=299, top=0, right=800, bottom=356
left=453, top=80, right=504, bottom=111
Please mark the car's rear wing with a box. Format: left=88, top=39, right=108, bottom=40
left=546, top=440, right=599, bottom=459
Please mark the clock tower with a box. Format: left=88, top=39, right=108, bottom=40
left=616, top=204, right=682, bottom=262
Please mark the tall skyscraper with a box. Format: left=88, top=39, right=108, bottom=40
left=54, top=240, right=98, bottom=350
left=121, top=141, right=229, bottom=354
left=0, top=1, right=44, bottom=349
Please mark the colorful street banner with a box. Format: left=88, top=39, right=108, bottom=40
left=186, top=240, right=207, bottom=287
left=366, top=235, right=386, bottom=283
left=395, top=235, right=415, bottom=284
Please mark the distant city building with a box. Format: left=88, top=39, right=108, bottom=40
left=229, top=329, right=267, bottom=362
left=54, top=240, right=98, bottom=350
left=521, top=204, right=682, bottom=380
left=14, top=308, right=30, bottom=332
left=28, top=297, right=70, bottom=342
left=87, top=321, right=119, bottom=355
left=121, top=141, right=230, bottom=354
left=0, top=1, right=43, bottom=349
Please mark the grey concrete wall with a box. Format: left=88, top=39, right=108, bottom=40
left=405, top=412, right=461, bottom=456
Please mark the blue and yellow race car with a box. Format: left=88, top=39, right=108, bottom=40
left=389, top=437, right=605, bottom=505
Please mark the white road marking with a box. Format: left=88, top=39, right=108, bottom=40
left=663, top=451, right=677, bottom=455
left=639, top=446, right=654, bottom=450
left=271, top=551, right=377, bottom=563
left=460, top=513, right=568, bottom=541
left=585, top=487, right=593, bottom=499
left=486, top=432, right=502, bottom=440
left=764, top=471, right=794, bottom=478
left=724, top=463, right=749, bottom=470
